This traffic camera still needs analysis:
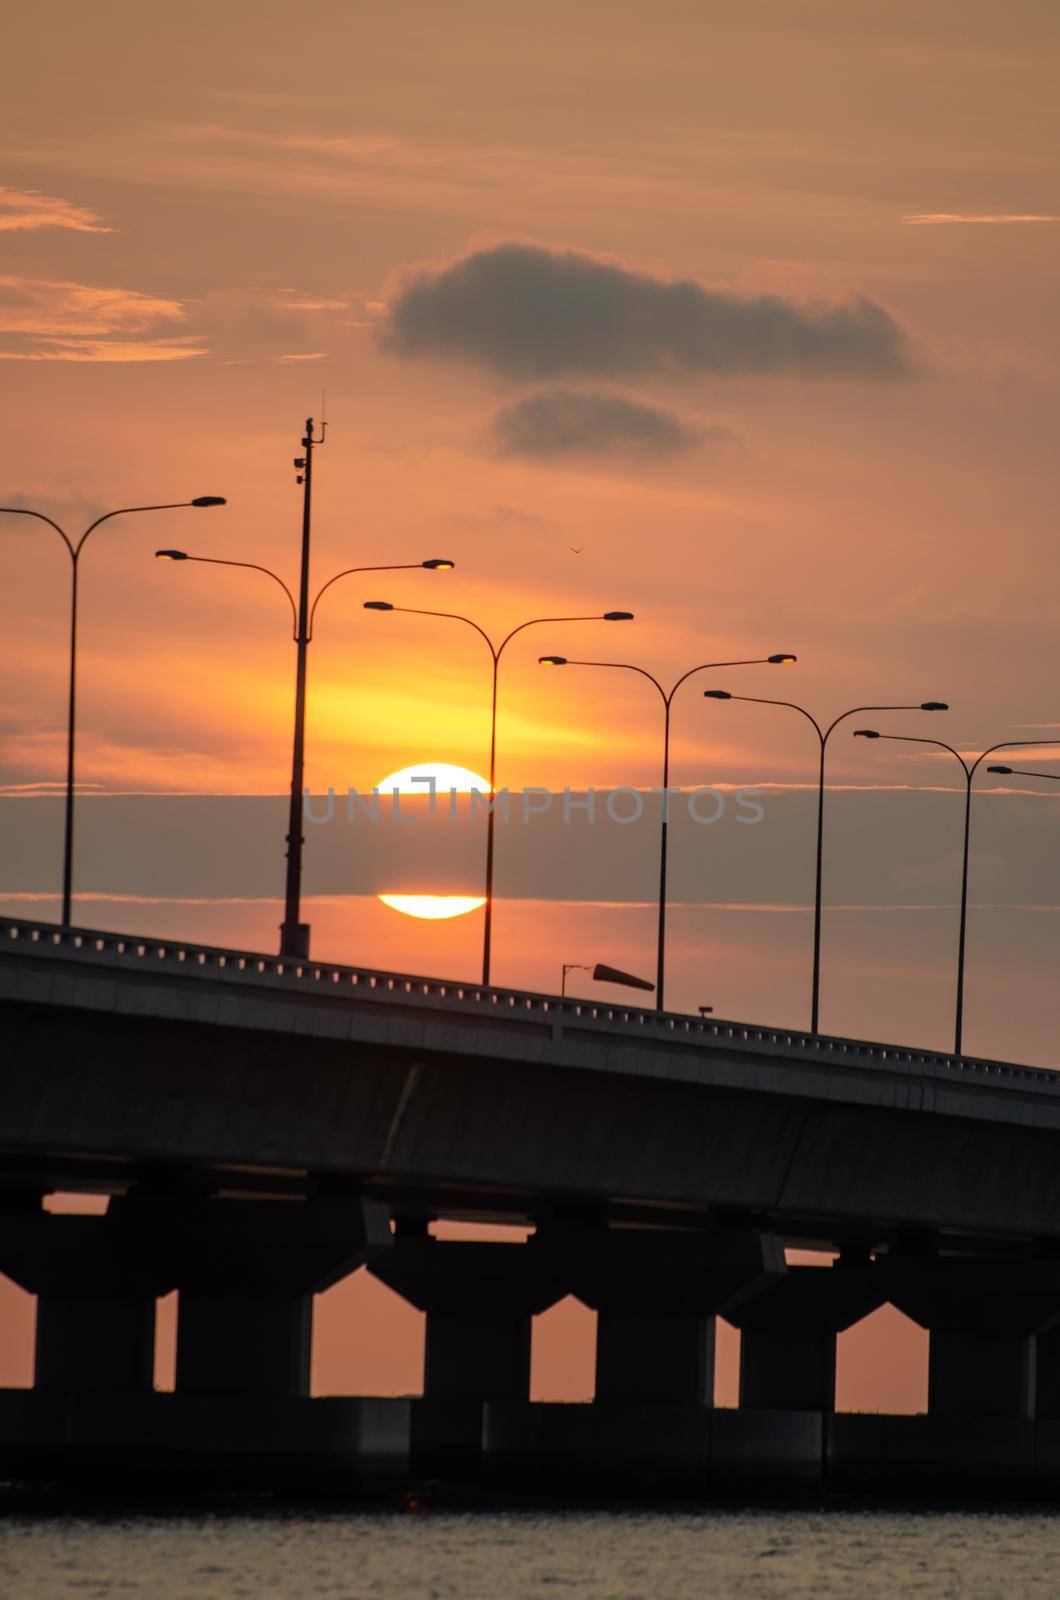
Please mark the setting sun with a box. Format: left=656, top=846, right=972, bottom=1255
left=376, top=762, right=490, bottom=794
left=375, top=762, right=489, bottom=918
left=378, top=893, right=486, bottom=920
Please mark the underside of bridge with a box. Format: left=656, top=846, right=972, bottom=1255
left=4, top=919, right=1060, bottom=1495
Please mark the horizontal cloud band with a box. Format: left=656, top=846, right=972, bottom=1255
left=384, top=242, right=909, bottom=379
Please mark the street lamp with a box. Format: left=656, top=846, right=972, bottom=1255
left=2, top=495, right=226, bottom=926
left=987, top=766, right=1060, bottom=782
left=157, top=552, right=454, bottom=959
left=539, top=653, right=797, bottom=1012
left=703, top=694, right=948, bottom=1033
left=561, top=961, right=655, bottom=997
left=364, top=604, right=634, bottom=985
left=854, top=733, right=1060, bottom=1056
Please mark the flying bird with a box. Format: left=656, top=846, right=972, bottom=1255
left=569, top=545, right=583, bottom=554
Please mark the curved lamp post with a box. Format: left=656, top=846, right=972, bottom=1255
left=157, top=552, right=454, bottom=958
left=364, top=604, right=634, bottom=985
left=703, top=694, right=949, bottom=1033
left=854, top=733, right=1060, bottom=1056
left=539, top=653, right=797, bottom=1012
left=2, top=495, right=226, bottom=925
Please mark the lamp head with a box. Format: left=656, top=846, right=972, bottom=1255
left=191, top=496, right=226, bottom=507
left=423, top=558, right=454, bottom=570
left=364, top=600, right=394, bottom=611
left=921, top=701, right=948, bottom=711
left=768, top=653, right=797, bottom=665
left=988, top=765, right=1013, bottom=775
left=538, top=655, right=567, bottom=667
left=155, top=549, right=188, bottom=561
left=703, top=689, right=732, bottom=700
left=603, top=611, right=634, bottom=621
left=854, top=729, right=880, bottom=739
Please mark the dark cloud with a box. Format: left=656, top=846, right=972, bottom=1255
left=492, top=388, right=710, bottom=459
left=383, top=243, right=909, bottom=380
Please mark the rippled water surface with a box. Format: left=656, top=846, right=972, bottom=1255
left=4, top=1507, right=1060, bottom=1600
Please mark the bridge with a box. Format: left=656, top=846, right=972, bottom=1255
left=4, top=914, right=1060, bottom=1495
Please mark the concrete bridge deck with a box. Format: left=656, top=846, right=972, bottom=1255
left=1, top=915, right=1059, bottom=1245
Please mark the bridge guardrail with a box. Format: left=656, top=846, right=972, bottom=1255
left=2, top=915, right=1056, bottom=1091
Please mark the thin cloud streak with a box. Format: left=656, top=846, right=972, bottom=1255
left=0, top=276, right=200, bottom=361
left=0, top=338, right=206, bottom=363
left=903, top=213, right=1059, bottom=225
left=0, top=186, right=111, bottom=233
left=4, top=892, right=1058, bottom=916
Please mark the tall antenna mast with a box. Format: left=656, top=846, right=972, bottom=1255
left=280, top=414, right=327, bottom=958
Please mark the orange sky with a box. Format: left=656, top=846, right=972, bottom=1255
left=2, top=2, right=1059, bottom=1052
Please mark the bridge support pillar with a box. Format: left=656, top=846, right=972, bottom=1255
left=176, top=1295, right=313, bottom=1398
left=1031, top=1324, right=1060, bottom=1419
left=0, top=1209, right=170, bottom=1392
left=562, top=1227, right=786, bottom=1408
left=729, top=1258, right=884, bottom=1412
left=370, top=1237, right=569, bottom=1472
left=1027, top=1319, right=1060, bottom=1484
left=873, top=1257, right=1060, bottom=1485
left=115, top=1195, right=392, bottom=1398
left=883, top=1259, right=1060, bottom=1420
left=482, top=1226, right=786, bottom=1486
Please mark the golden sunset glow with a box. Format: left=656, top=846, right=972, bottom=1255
left=378, top=893, right=486, bottom=920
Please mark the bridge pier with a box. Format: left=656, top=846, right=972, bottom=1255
left=1029, top=1320, right=1060, bottom=1484
left=370, top=1234, right=569, bottom=1473
left=720, top=1255, right=884, bottom=1486
left=883, top=1259, right=1060, bottom=1419
left=0, top=1207, right=170, bottom=1393
left=730, top=1257, right=883, bottom=1412
left=117, top=1195, right=393, bottom=1399
left=0, top=1195, right=415, bottom=1489
left=868, top=1257, right=1060, bottom=1485
left=484, top=1227, right=787, bottom=1487
left=562, top=1227, right=785, bottom=1408
left=1031, top=1323, right=1060, bottom=1419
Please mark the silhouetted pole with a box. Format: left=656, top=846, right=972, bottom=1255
left=855, top=734, right=1060, bottom=1056
left=1, top=495, right=225, bottom=925
left=364, top=605, right=634, bottom=986
left=705, top=695, right=948, bottom=1033
left=540, top=654, right=796, bottom=1012
left=158, top=432, right=452, bottom=958
left=280, top=418, right=323, bottom=956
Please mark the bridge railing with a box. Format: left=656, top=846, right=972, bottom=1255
left=2, top=915, right=1056, bottom=1089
